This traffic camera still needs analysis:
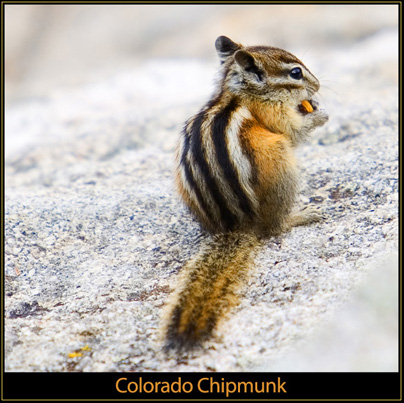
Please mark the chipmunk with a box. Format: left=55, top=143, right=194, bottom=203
left=161, top=36, right=329, bottom=352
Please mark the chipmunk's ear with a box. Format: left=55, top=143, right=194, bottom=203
left=234, top=49, right=255, bottom=70
left=234, top=49, right=264, bottom=81
left=215, top=36, right=242, bottom=64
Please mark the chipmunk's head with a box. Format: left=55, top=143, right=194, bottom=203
left=215, top=36, right=320, bottom=104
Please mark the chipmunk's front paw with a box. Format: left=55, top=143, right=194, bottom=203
left=297, top=99, right=329, bottom=129
left=312, top=108, right=329, bottom=127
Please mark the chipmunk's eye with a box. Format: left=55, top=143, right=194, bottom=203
left=290, top=67, right=303, bottom=80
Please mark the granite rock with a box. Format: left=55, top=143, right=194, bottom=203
left=5, top=15, right=398, bottom=372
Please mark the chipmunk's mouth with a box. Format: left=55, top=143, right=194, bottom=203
left=298, top=99, right=317, bottom=115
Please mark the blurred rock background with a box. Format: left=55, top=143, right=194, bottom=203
left=5, top=4, right=397, bottom=105
left=5, top=4, right=398, bottom=373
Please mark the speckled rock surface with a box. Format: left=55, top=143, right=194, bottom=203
left=5, top=7, right=398, bottom=372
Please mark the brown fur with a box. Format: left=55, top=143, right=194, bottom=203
left=161, top=232, right=260, bottom=352
left=162, top=36, right=328, bottom=353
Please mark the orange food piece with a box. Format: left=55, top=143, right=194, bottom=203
left=301, top=100, right=313, bottom=113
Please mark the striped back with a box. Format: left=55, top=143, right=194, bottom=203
left=177, top=97, right=259, bottom=233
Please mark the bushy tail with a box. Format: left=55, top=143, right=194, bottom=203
left=161, top=232, right=261, bottom=352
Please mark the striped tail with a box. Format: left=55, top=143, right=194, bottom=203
left=162, top=232, right=261, bottom=352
